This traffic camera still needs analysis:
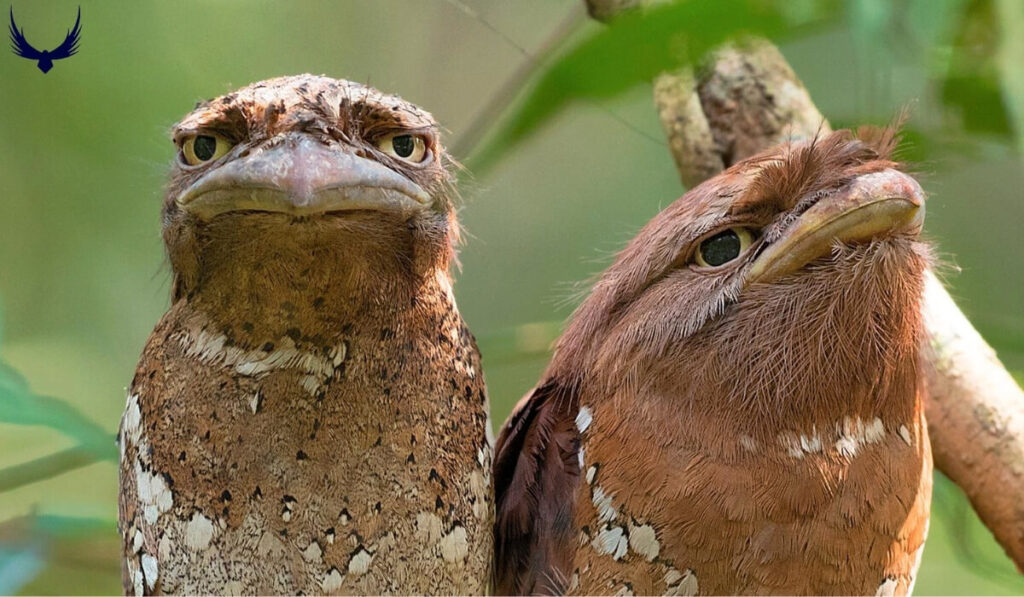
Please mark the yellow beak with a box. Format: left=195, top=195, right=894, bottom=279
left=747, top=169, right=925, bottom=284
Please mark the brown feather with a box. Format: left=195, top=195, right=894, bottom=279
left=118, top=75, right=493, bottom=595
left=495, top=128, right=931, bottom=596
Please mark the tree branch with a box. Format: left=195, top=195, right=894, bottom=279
left=0, top=446, right=102, bottom=493
left=451, top=3, right=586, bottom=160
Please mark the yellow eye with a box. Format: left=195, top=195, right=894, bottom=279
left=181, top=133, right=233, bottom=166
left=377, top=133, right=428, bottom=163
left=695, top=227, right=755, bottom=267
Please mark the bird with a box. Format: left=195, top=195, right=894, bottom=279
left=117, top=75, right=495, bottom=595
left=8, top=6, right=81, bottom=73
left=493, top=128, right=932, bottom=596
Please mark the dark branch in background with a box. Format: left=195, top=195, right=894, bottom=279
left=653, top=39, right=827, bottom=187
left=639, top=29, right=1024, bottom=572
left=450, top=2, right=587, bottom=159
left=0, top=446, right=102, bottom=493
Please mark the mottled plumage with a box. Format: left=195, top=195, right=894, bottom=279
left=495, top=129, right=931, bottom=596
left=118, top=75, right=493, bottom=595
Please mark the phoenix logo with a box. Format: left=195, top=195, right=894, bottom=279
left=9, top=6, right=81, bottom=73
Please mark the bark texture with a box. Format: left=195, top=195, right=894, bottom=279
left=650, top=37, right=1024, bottom=571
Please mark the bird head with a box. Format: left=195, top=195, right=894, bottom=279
left=162, top=75, right=459, bottom=307
left=552, top=128, right=929, bottom=422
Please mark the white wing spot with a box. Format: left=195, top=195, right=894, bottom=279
left=135, top=462, right=173, bottom=524
left=439, top=526, right=469, bottom=562
left=628, top=523, right=660, bottom=561
left=302, top=540, right=323, bottom=563
left=836, top=436, right=859, bottom=458
left=177, top=329, right=347, bottom=397
left=322, top=568, right=343, bottom=593
left=865, top=417, right=885, bottom=443
left=592, top=524, right=628, bottom=560
left=663, top=569, right=699, bottom=596
left=348, top=547, right=373, bottom=575
left=778, top=433, right=804, bottom=458
left=122, top=394, right=142, bottom=447
left=140, top=553, right=158, bottom=590
left=576, top=406, right=593, bottom=433
left=415, top=511, right=443, bottom=544
left=184, top=512, right=215, bottom=550
left=592, top=486, right=618, bottom=522
left=899, top=424, right=913, bottom=446
left=799, top=431, right=822, bottom=453
left=875, top=577, right=898, bottom=596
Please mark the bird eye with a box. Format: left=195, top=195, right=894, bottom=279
left=181, top=134, right=233, bottom=166
left=377, top=134, right=428, bottom=163
left=695, top=227, right=755, bottom=267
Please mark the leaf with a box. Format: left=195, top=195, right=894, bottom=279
left=939, top=0, right=1022, bottom=146
left=0, top=445, right=109, bottom=493
left=467, top=0, right=841, bottom=175
left=29, top=514, right=118, bottom=537
left=994, top=0, right=1024, bottom=153
left=0, top=514, right=120, bottom=595
left=0, top=542, right=45, bottom=596
left=0, top=363, right=115, bottom=461
left=0, top=301, right=115, bottom=460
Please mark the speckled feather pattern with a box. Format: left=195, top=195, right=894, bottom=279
left=118, top=75, right=493, bottom=595
left=494, top=130, right=931, bottom=596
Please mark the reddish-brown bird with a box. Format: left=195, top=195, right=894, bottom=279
left=494, top=128, right=932, bottom=596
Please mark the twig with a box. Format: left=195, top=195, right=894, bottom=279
left=0, top=445, right=102, bottom=493
left=450, top=3, right=587, bottom=159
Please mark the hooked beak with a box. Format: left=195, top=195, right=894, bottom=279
left=747, top=169, right=925, bottom=284
left=175, top=134, right=431, bottom=219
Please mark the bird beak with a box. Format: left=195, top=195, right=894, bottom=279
left=747, top=169, right=925, bottom=284
left=175, top=134, right=432, bottom=219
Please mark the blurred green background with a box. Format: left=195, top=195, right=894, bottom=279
left=1, top=0, right=1022, bottom=594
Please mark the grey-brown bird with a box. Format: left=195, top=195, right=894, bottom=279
left=118, top=75, right=494, bottom=595
left=494, top=128, right=931, bottom=595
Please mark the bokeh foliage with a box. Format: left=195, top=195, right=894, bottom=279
left=1, top=0, right=1022, bottom=594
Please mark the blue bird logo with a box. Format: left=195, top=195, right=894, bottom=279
left=9, top=6, right=81, bottom=73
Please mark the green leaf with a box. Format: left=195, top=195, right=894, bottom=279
left=0, top=543, right=45, bottom=595
left=0, top=445, right=109, bottom=493
left=30, top=514, right=118, bottom=537
left=467, top=0, right=841, bottom=175
left=0, top=301, right=115, bottom=461
left=939, top=0, right=1022, bottom=147
left=994, top=0, right=1024, bottom=153
left=0, top=364, right=115, bottom=461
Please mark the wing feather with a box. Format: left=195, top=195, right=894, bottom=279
left=494, top=380, right=581, bottom=595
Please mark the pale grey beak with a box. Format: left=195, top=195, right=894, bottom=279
left=176, top=134, right=431, bottom=219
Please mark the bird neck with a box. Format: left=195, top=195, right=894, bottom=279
left=174, top=261, right=457, bottom=355
left=168, top=212, right=457, bottom=345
